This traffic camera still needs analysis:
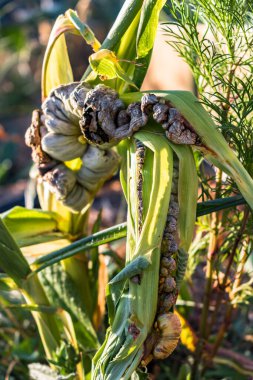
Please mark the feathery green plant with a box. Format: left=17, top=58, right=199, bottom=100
left=164, top=0, right=253, bottom=378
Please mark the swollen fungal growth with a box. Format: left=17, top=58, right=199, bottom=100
left=78, top=84, right=148, bottom=147
left=158, top=157, right=179, bottom=314
left=25, top=109, right=57, bottom=173
left=135, top=139, right=146, bottom=235
left=142, top=157, right=182, bottom=366
left=153, top=313, right=182, bottom=360
left=41, top=83, right=87, bottom=162
left=25, top=83, right=120, bottom=212
left=26, top=83, right=200, bottom=213
left=140, top=93, right=201, bottom=146
left=41, top=163, right=91, bottom=211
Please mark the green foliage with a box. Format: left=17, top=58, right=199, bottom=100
left=165, top=0, right=253, bottom=176
left=39, top=264, right=99, bottom=352
left=49, top=341, right=80, bottom=376
left=0, top=219, right=31, bottom=286
left=164, top=2, right=253, bottom=378
left=1, top=206, right=61, bottom=247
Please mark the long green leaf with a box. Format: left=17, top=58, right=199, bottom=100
left=30, top=195, right=246, bottom=274
left=1, top=206, right=61, bottom=247
left=42, top=10, right=100, bottom=99
left=197, top=194, right=246, bottom=216
left=93, top=128, right=174, bottom=379
left=122, top=91, right=253, bottom=211
left=42, top=14, right=74, bottom=100
left=156, top=90, right=253, bottom=211
left=136, top=0, right=166, bottom=58
left=0, top=219, right=31, bottom=285
left=32, top=223, right=127, bottom=273
left=0, top=219, right=62, bottom=362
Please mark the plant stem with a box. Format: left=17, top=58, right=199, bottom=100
left=204, top=223, right=249, bottom=365
left=207, top=207, right=249, bottom=334
left=191, top=211, right=219, bottom=380
left=191, top=169, right=222, bottom=379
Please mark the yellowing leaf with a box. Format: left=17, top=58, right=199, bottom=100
left=42, top=10, right=101, bottom=99
left=89, top=49, right=139, bottom=89
left=42, top=15, right=74, bottom=100
left=175, top=310, right=197, bottom=352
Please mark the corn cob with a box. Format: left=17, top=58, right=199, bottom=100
left=141, top=142, right=198, bottom=367
left=92, top=132, right=173, bottom=379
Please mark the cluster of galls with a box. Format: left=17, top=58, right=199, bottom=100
left=141, top=159, right=182, bottom=366
left=153, top=102, right=201, bottom=145
left=158, top=159, right=179, bottom=314
left=74, top=85, right=200, bottom=148
left=25, top=83, right=120, bottom=212
left=135, top=139, right=146, bottom=235
left=141, top=93, right=200, bottom=145
left=78, top=85, right=148, bottom=147
left=26, top=83, right=198, bottom=212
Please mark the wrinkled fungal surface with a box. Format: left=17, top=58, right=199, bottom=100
left=158, top=157, right=179, bottom=314
left=142, top=157, right=182, bottom=366
left=25, top=83, right=201, bottom=212
left=135, top=139, right=146, bottom=235
left=25, top=109, right=57, bottom=173
left=78, top=85, right=148, bottom=147
left=25, top=83, right=120, bottom=212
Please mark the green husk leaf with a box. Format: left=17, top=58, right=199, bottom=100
left=82, top=0, right=143, bottom=82
left=65, top=9, right=100, bottom=52
left=165, top=140, right=198, bottom=251
left=93, top=130, right=173, bottom=379
left=42, top=14, right=74, bottom=100
left=89, top=49, right=139, bottom=89
left=106, top=256, right=150, bottom=323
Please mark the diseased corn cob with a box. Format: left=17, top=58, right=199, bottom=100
left=25, top=83, right=253, bottom=378
left=141, top=147, right=197, bottom=367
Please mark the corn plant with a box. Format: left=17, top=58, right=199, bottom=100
left=0, top=0, right=252, bottom=379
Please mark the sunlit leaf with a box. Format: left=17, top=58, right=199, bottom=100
left=137, top=0, right=167, bottom=58
left=42, top=10, right=101, bottom=99
left=0, top=219, right=31, bottom=285
left=1, top=206, right=60, bottom=247
left=89, top=49, right=139, bottom=89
